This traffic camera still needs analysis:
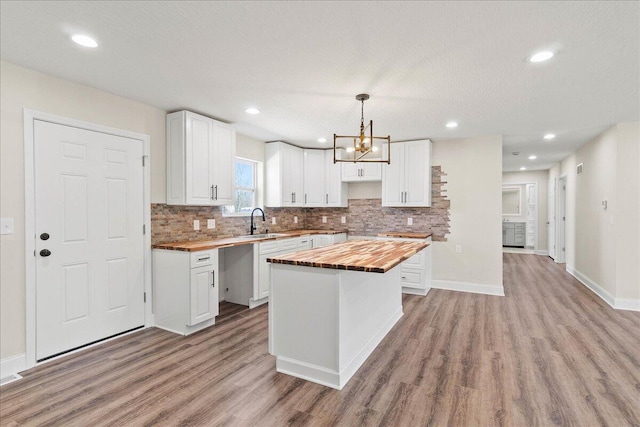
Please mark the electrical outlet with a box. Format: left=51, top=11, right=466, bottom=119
left=455, top=244, right=462, bottom=254
left=407, top=217, right=413, bottom=226
left=341, top=216, right=346, bottom=224
left=272, top=217, right=277, bottom=225
left=0, top=218, right=14, bottom=235
left=207, top=219, right=215, bottom=229
left=294, top=216, right=298, bottom=224
left=322, top=216, right=327, bottom=223
left=193, top=219, right=200, bottom=231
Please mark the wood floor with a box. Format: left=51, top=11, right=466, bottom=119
left=2, top=254, right=639, bottom=426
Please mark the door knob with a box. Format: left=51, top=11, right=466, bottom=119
left=40, top=249, right=52, bottom=257
left=40, top=233, right=50, bottom=240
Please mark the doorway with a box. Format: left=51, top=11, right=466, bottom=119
left=24, top=110, right=152, bottom=367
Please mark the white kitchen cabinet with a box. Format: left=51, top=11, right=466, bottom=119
left=303, top=149, right=325, bottom=207
left=251, top=236, right=303, bottom=307
left=166, top=111, right=236, bottom=206
left=311, top=233, right=347, bottom=249
left=153, top=248, right=219, bottom=335
left=325, top=150, right=348, bottom=207
left=377, top=236, right=432, bottom=295
left=341, top=162, right=382, bottom=182
left=265, top=142, right=304, bottom=207
left=382, top=140, right=432, bottom=207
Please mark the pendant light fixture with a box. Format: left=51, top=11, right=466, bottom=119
left=333, top=94, right=390, bottom=164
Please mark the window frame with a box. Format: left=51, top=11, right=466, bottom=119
left=222, top=157, right=262, bottom=217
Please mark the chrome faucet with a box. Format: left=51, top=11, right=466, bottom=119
left=250, top=208, right=266, bottom=235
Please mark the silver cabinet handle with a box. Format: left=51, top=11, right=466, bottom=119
left=214, top=185, right=218, bottom=200
left=305, top=194, right=307, bottom=204
left=197, top=256, right=210, bottom=261
left=326, top=194, right=328, bottom=204
left=291, top=192, right=294, bottom=203
left=211, top=271, right=215, bottom=287
left=210, top=185, right=214, bottom=200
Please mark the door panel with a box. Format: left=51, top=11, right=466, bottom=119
left=404, top=141, right=429, bottom=206
left=548, top=178, right=556, bottom=260
left=213, top=125, right=235, bottom=205
left=35, top=120, right=144, bottom=360
left=382, top=143, right=403, bottom=206
left=189, top=267, right=216, bottom=325
left=186, top=113, right=213, bottom=205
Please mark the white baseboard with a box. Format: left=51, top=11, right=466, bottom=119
left=566, top=265, right=639, bottom=312
left=431, top=280, right=505, bottom=296
left=1, top=353, right=27, bottom=377
left=402, top=287, right=430, bottom=296
left=535, top=250, right=549, bottom=256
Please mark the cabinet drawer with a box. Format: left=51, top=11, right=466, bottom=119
left=403, top=250, right=425, bottom=269
left=259, top=241, right=281, bottom=255
left=401, top=270, right=423, bottom=288
left=503, top=223, right=515, bottom=229
left=190, top=251, right=215, bottom=268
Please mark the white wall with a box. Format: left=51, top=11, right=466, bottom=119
left=550, top=123, right=639, bottom=310
left=431, top=135, right=504, bottom=293
left=502, top=170, right=549, bottom=251
left=0, top=61, right=167, bottom=359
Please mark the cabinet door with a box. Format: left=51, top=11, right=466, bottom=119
left=382, top=143, right=404, bottom=206
left=212, top=124, right=235, bottom=205
left=325, top=150, right=347, bottom=206
left=303, top=150, right=325, bottom=206
left=505, top=228, right=515, bottom=245
left=258, top=254, right=271, bottom=299
left=189, top=266, right=218, bottom=325
left=185, top=113, right=214, bottom=205
left=361, top=163, right=382, bottom=181
left=341, top=163, right=361, bottom=182
left=404, top=140, right=431, bottom=207
left=281, top=144, right=304, bottom=206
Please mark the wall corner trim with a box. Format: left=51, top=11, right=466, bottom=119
left=431, top=280, right=505, bottom=296
left=613, top=298, right=640, bottom=312
left=1, top=353, right=27, bottom=378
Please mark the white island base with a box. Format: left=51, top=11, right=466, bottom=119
left=269, top=263, right=403, bottom=390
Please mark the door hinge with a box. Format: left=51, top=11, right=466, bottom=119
left=142, top=155, right=149, bottom=167
left=143, top=224, right=146, bottom=234
left=143, top=292, right=146, bottom=302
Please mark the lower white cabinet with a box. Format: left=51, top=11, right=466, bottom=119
left=311, top=233, right=347, bottom=249
left=153, top=248, right=219, bottom=335
left=251, top=237, right=303, bottom=307
left=377, top=236, right=432, bottom=295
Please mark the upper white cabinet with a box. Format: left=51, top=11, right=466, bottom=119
left=324, top=150, right=348, bottom=207
left=265, top=142, right=304, bottom=207
left=303, top=149, right=325, bottom=207
left=166, top=110, right=236, bottom=206
left=341, top=162, right=382, bottom=182
left=382, top=140, right=432, bottom=207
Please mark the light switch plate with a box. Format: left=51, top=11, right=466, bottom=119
left=455, top=245, right=462, bottom=254
left=322, top=216, right=327, bottom=223
left=193, top=220, right=200, bottom=231
left=294, top=216, right=298, bottom=224
left=272, top=217, right=277, bottom=225
left=0, top=218, right=14, bottom=235
left=207, top=219, right=215, bottom=229
left=407, top=218, right=413, bottom=226
left=341, top=216, right=346, bottom=224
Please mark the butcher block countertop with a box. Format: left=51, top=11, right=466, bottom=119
left=152, top=229, right=347, bottom=252
left=377, top=232, right=432, bottom=239
left=267, top=239, right=429, bottom=273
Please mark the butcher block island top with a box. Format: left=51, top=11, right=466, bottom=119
left=267, top=239, right=429, bottom=273
left=152, top=229, right=347, bottom=252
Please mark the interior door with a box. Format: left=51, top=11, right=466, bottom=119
left=35, top=120, right=144, bottom=360
left=548, top=178, right=556, bottom=260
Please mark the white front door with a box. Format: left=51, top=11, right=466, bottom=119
left=548, top=178, right=556, bottom=260
left=35, top=120, right=145, bottom=360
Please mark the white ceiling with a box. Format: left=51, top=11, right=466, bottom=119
left=1, top=1, right=638, bottom=171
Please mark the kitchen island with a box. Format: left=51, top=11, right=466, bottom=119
left=267, top=239, right=429, bottom=390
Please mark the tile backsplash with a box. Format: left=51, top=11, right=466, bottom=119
left=151, top=166, right=450, bottom=244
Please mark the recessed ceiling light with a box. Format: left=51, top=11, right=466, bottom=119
left=543, top=133, right=556, bottom=140
left=445, top=121, right=458, bottom=128
left=529, top=50, right=554, bottom=63
left=244, top=107, right=260, bottom=115
left=528, top=155, right=537, bottom=160
left=71, top=34, right=98, bottom=48
left=318, top=138, right=327, bottom=143
left=520, top=167, right=527, bottom=171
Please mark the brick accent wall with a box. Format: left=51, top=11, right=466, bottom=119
left=152, top=166, right=450, bottom=244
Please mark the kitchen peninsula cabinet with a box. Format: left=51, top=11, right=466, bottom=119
left=166, top=110, right=236, bottom=206
left=265, top=142, right=304, bottom=207
left=153, top=248, right=219, bottom=335
left=382, top=139, right=432, bottom=207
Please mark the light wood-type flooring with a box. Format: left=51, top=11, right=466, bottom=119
left=2, top=254, right=639, bottom=426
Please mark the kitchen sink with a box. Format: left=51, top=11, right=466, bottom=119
left=237, top=233, right=288, bottom=239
